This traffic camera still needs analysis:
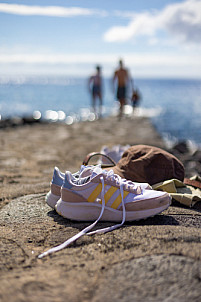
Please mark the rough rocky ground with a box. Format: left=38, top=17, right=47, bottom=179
left=0, top=116, right=201, bottom=302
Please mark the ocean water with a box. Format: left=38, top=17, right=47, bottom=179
left=0, top=76, right=201, bottom=146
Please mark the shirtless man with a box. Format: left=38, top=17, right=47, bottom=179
left=88, top=65, right=103, bottom=118
left=113, top=59, right=132, bottom=118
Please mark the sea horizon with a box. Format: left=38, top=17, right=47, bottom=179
left=0, top=75, right=201, bottom=147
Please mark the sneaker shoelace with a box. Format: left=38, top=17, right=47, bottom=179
left=87, top=170, right=140, bottom=235
left=38, top=170, right=140, bottom=258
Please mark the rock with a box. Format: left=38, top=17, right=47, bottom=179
left=93, top=255, right=201, bottom=302
left=172, top=140, right=189, bottom=154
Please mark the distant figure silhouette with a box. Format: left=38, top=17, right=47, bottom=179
left=131, top=87, right=141, bottom=114
left=113, top=59, right=133, bottom=118
left=88, top=65, right=103, bottom=118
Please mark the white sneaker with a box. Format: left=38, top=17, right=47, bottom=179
left=100, top=144, right=130, bottom=164
left=45, top=165, right=96, bottom=209
left=39, top=167, right=171, bottom=258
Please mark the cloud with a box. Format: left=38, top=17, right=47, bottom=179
left=0, top=52, right=200, bottom=65
left=104, top=12, right=158, bottom=42
left=163, top=0, right=201, bottom=43
left=0, top=3, right=107, bottom=17
left=0, top=53, right=113, bottom=64
left=104, top=0, right=201, bottom=44
left=1, top=52, right=201, bottom=78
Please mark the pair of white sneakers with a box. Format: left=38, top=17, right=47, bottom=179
left=39, top=165, right=171, bottom=258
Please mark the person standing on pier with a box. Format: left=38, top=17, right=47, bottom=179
left=113, top=59, right=133, bottom=119
left=88, top=65, right=103, bottom=118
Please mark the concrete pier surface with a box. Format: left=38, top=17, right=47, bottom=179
left=0, top=116, right=201, bottom=302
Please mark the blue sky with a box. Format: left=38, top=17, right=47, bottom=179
left=0, top=0, right=201, bottom=78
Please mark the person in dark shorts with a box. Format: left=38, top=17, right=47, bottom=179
left=88, top=65, right=103, bottom=118
left=131, top=88, right=141, bottom=113
left=117, top=86, right=126, bottom=101
left=113, top=59, right=133, bottom=118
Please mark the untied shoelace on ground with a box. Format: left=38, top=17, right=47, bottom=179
left=38, top=170, right=141, bottom=258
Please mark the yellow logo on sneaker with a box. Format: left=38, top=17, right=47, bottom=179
left=87, top=183, right=104, bottom=202
left=111, top=191, right=129, bottom=209
left=87, top=183, right=129, bottom=209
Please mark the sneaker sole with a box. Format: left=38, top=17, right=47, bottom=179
left=46, top=191, right=60, bottom=209
left=55, top=197, right=171, bottom=222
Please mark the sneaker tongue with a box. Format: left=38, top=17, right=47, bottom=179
left=90, top=166, right=103, bottom=178
left=79, top=165, right=93, bottom=178
left=79, top=164, right=102, bottom=179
